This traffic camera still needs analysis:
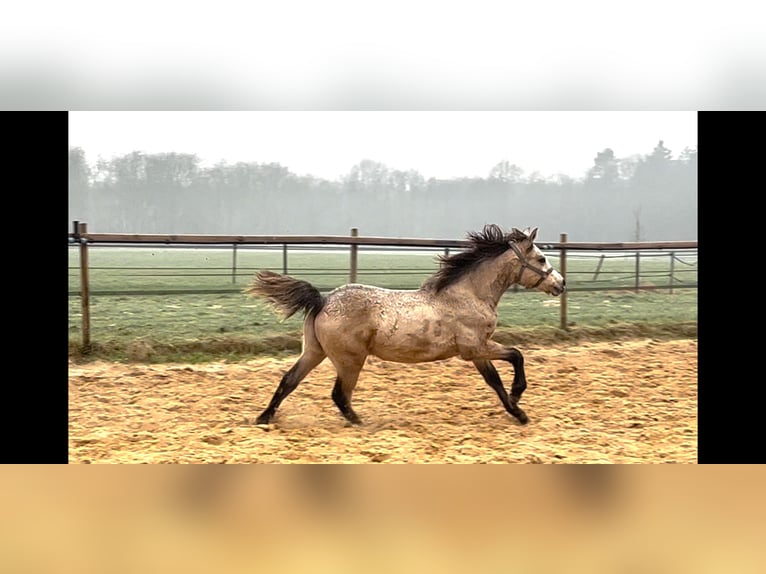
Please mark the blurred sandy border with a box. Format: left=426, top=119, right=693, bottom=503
left=1, top=465, right=764, bottom=572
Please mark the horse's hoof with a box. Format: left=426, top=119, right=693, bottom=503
left=516, top=411, right=529, bottom=425
left=255, top=414, right=273, bottom=425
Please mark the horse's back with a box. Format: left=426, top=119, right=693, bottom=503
left=315, top=284, right=458, bottom=363
left=322, top=283, right=434, bottom=321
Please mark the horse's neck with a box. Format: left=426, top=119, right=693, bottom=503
left=465, top=256, right=517, bottom=308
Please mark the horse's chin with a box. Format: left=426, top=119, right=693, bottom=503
left=548, top=286, right=565, bottom=297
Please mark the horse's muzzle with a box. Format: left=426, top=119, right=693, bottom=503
left=549, top=277, right=566, bottom=296
left=550, top=285, right=565, bottom=296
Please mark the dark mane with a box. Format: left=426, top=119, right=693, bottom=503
left=422, top=224, right=527, bottom=293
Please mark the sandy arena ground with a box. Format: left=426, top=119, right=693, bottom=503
left=69, top=338, right=697, bottom=463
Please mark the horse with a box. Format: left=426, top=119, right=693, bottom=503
left=244, top=224, right=565, bottom=426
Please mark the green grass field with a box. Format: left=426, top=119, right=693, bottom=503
left=68, top=246, right=697, bottom=362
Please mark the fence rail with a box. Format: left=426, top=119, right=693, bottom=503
left=68, top=222, right=697, bottom=351
left=71, top=230, right=697, bottom=251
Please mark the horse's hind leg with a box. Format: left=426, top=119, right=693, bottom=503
left=329, top=359, right=365, bottom=425
left=255, top=348, right=326, bottom=425
left=472, top=359, right=529, bottom=424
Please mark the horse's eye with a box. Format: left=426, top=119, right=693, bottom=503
left=538, top=256, right=546, bottom=264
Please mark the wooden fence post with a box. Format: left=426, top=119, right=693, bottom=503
left=282, top=244, right=288, bottom=275
left=635, top=251, right=641, bottom=293
left=592, top=254, right=605, bottom=281
left=668, top=251, right=675, bottom=294
left=78, top=222, right=91, bottom=353
left=231, top=243, right=238, bottom=284
left=350, top=228, right=358, bottom=283
left=560, top=232, right=568, bottom=330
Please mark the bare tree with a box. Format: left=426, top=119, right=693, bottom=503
left=632, top=206, right=643, bottom=241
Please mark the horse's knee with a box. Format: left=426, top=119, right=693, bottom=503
left=506, top=347, right=524, bottom=367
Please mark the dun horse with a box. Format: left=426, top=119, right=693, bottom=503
left=245, top=225, right=565, bottom=426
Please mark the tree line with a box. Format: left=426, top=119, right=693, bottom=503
left=68, top=141, right=697, bottom=241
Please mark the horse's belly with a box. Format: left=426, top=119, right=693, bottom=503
left=372, top=346, right=456, bottom=363
left=370, top=322, right=457, bottom=363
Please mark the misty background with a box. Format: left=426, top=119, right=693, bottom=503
left=68, top=140, right=696, bottom=242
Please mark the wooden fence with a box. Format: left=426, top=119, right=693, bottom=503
left=69, top=221, right=697, bottom=351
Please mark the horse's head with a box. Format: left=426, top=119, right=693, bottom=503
left=510, top=227, right=566, bottom=296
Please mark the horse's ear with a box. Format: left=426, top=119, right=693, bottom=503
left=520, top=227, right=538, bottom=251
left=511, top=227, right=523, bottom=237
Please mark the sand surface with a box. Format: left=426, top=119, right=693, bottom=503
left=69, top=338, right=697, bottom=463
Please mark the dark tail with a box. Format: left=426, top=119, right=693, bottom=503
left=244, top=270, right=325, bottom=320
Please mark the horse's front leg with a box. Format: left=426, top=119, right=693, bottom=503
left=472, top=359, right=528, bottom=424
left=463, top=340, right=529, bottom=424
left=505, top=347, right=527, bottom=405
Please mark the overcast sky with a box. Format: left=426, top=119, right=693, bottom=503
left=69, top=111, right=696, bottom=181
